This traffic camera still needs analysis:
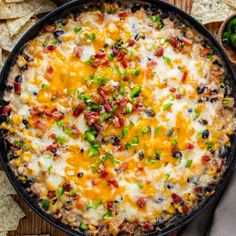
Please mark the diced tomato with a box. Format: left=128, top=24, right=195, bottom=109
left=63, top=182, right=71, bottom=191
left=105, top=201, right=114, bottom=210
left=107, top=178, right=119, bottom=188
left=116, top=50, right=126, bottom=61
left=194, top=186, right=203, bottom=193
left=84, top=111, right=100, bottom=125
left=46, top=142, right=60, bottom=151
left=147, top=60, right=157, bottom=69
left=176, top=94, right=182, bottom=99
left=137, top=197, right=147, bottom=208
left=171, top=193, right=181, bottom=204
left=46, top=65, right=54, bottom=74
left=14, top=82, right=21, bottom=94
left=121, top=59, right=128, bottom=68
left=71, top=125, right=80, bottom=137
left=128, top=39, right=135, bottom=47
left=156, top=47, right=164, bottom=57
left=95, top=51, right=106, bottom=58
left=118, top=12, right=128, bottom=18
left=182, top=205, right=189, bottom=214
left=47, top=191, right=56, bottom=198
left=170, top=37, right=179, bottom=48
left=202, top=155, right=211, bottom=164
left=115, top=163, right=128, bottom=174
left=46, top=45, right=57, bottom=51
left=180, top=37, right=193, bottom=45
left=2, top=106, right=11, bottom=116
left=33, top=119, right=46, bottom=129
left=169, top=87, right=176, bottom=93
left=117, top=114, right=125, bottom=127
left=186, top=143, right=194, bottom=149
left=49, top=133, right=56, bottom=139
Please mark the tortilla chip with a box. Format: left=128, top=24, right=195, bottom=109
left=0, top=196, right=25, bottom=231
left=0, top=48, right=3, bottom=69
left=191, top=0, right=235, bottom=25
left=0, top=0, right=56, bottom=19
left=0, top=23, right=13, bottom=52
left=2, top=50, right=9, bottom=64
left=0, top=171, right=16, bottom=196
left=5, top=0, right=24, bottom=2
left=0, top=232, right=7, bottom=236
left=225, top=0, right=236, bottom=9
left=7, top=12, right=34, bottom=37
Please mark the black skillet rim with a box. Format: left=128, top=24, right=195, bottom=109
left=0, top=0, right=236, bottom=235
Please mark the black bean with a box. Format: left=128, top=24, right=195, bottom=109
left=15, top=75, right=23, bottom=82
left=160, top=12, right=169, bottom=19
left=110, top=136, right=120, bottom=146
left=210, top=97, right=218, bottom=103
left=167, top=128, right=174, bottom=137
left=210, top=89, right=218, bottom=95
left=23, top=54, right=34, bottom=62
left=5, top=85, right=13, bottom=92
left=202, top=130, right=209, bottom=139
left=22, top=119, right=29, bottom=129
left=172, top=151, right=182, bottom=158
left=224, top=85, right=229, bottom=98
left=197, top=86, right=206, bottom=94
left=134, top=34, right=140, bottom=41
left=131, top=3, right=141, bottom=13
left=33, top=92, right=38, bottom=96
left=219, top=146, right=228, bottom=158
left=54, top=30, right=64, bottom=38
left=144, top=109, right=155, bottom=117
left=138, top=151, right=144, bottom=160
left=198, top=98, right=203, bottom=103
left=188, top=108, right=193, bottom=113
left=77, top=172, right=84, bottom=178
left=167, top=184, right=173, bottom=189
left=80, top=148, right=84, bottom=153
left=20, top=65, right=28, bottom=72
left=155, top=152, right=160, bottom=160
left=201, top=119, right=208, bottom=125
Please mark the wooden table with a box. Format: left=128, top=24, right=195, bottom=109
left=5, top=1, right=220, bottom=235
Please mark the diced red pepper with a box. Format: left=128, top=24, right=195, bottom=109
left=186, top=143, right=194, bottom=150
left=128, top=39, right=135, bottom=47
left=100, top=171, right=108, bottom=179
left=182, top=205, right=189, bottom=214
left=194, top=186, right=203, bottom=193
left=169, top=87, right=176, bottom=93
left=95, top=51, right=106, bottom=58
left=171, top=193, right=181, bottom=204
left=170, top=37, right=179, bottom=48
left=182, top=71, right=188, bottom=83
left=118, top=12, right=128, bottom=18
left=46, top=142, right=60, bottom=151
left=202, top=155, right=211, bottom=164
left=105, top=201, right=114, bottom=210
left=176, top=94, right=182, bottom=99
left=46, top=45, right=57, bottom=51
left=46, top=65, right=54, bottom=74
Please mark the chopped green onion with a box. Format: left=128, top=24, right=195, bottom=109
left=149, top=15, right=164, bottom=30
left=89, top=145, right=99, bottom=157
left=177, top=87, right=186, bottom=95
left=137, top=180, right=143, bottom=189
left=57, top=186, right=64, bottom=197
left=162, top=55, right=171, bottom=63
left=56, top=120, right=63, bottom=127
left=129, top=121, right=135, bottom=126
left=206, top=142, right=213, bottom=150
left=107, top=53, right=115, bottom=61
left=92, top=75, right=107, bottom=85
left=85, top=130, right=96, bottom=142
left=74, top=26, right=81, bottom=33
left=131, top=68, right=141, bottom=76
left=91, top=165, right=97, bottom=173
left=185, top=159, right=192, bottom=167
left=154, top=127, right=161, bottom=135
left=103, top=210, right=112, bottom=219
left=126, top=103, right=133, bottom=113
left=42, top=83, right=48, bottom=89
left=142, top=126, right=149, bottom=134
left=78, top=92, right=91, bottom=103
left=132, top=136, right=139, bottom=145
left=222, top=98, right=229, bottom=104
left=42, top=41, right=48, bottom=47
left=220, top=83, right=225, bottom=88
left=172, top=139, right=177, bottom=145
left=52, top=39, right=58, bottom=45
left=164, top=174, right=170, bottom=183
left=130, top=86, right=141, bottom=98
left=118, top=87, right=125, bottom=95
left=41, top=199, right=50, bottom=209
left=56, top=136, right=68, bottom=144
left=85, top=55, right=93, bottom=65
left=70, top=189, right=76, bottom=197
left=125, top=143, right=131, bottom=150
left=79, top=222, right=88, bottom=230
left=89, top=103, right=101, bottom=110
left=122, top=128, right=129, bottom=137
left=101, top=112, right=113, bottom=121
left=47, top=165, right=53, bottom=174
left=163, top=103, right=173, bottom=111
left=85, top=32, right=96, bottom=43
left=194, top=109, right=201, bottom=119
left=64, top=127, right=73, bottom=135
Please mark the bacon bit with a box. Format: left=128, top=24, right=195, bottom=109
left=98, top=88, right=109, bottom=101
left=47, top=191, right=56, bottom=198
left=136, top=165, right=144, bottom=176
left=202, top=155, right=211, bottom=164
left=73, top=46, right=83, bottom=58
left=156, top=47, right=164, bottom=57
left=112, top=46, right=119, bottom=55
left=49, top=133, right=56, bottom=139
left=71, top=125, right=80, bottom=137
left=95, top=124, right=102, bottom=132
left=52, top=110, right=64, bottom=120
left=170, top=37, right=179, bottom=48
left=104, top=103, right=112, bottom=113
left=200, top=48, right=210, bottom=57
left=63, top=182, right=71, bottom=192
left=43, top=24, right=56, bottom=32
left=14, top=82, right=21, bottom=94
left=117, top=97, right=128, bottom=112
left=186, top=143, right=194, bottom=149
left=46, top=142, right=60, bottom=151
left=44, top=109, right=53, bottom=117
left=46, top=65, right=54, bottom=74
left=116, top=50, right=126, bottom=61
left=95, top=51, right=106, bottom=58
left=33, top=119, right=46, bottom=129
left=92, top=58, right=110, bottom=68
left=45, top=45, right=57, bottom=53
left=91, top=95, right=104, bottom=104
left=169, top=87, right=176, bottom=93
left=100, top=171, right=108, bottom=178
left=117, top=114, right=125, bottom=127
left=194, top=186, right=203, bottom=193
left=115, top=163, right=128, bottom=174
left=180, top=37, right=193, bottom=45
left=105, top=201, right=113, bottom=210
left=97, top=13, right=104, bottom=23
left=118, top=12, right=128, bottom=18
left=143, top=222, right=154, bottom=232
left=182, top=71, right=188, bottom=83
left=182, top=205, right=189, bottom=214
left=107, top=178, right=119, bottom=188
left=100, top=86, right=114, bottom=95
left=123, top=76, right=129, bottom=81
left=73, top=101, right=86, bottom=117
left=137, top=197, right=147, bottom=208
left=91, top=180, right=97, bottom=185
left=2, top=106, right=11, bottom=116
left=176, top=94, right=182, bottom=100
left=147, top=60, right=157, bottom=69
left=128, top=39, right=135, bottom=47
left=171, top=193, right=181, bottom=204
left=84, top=111, right=100, bottom=125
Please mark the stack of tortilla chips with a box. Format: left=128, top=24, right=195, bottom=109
left=191, top=0, right=236, bottom=25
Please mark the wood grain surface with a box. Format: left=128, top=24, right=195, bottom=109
left=2, top=0, right=221, bottom=235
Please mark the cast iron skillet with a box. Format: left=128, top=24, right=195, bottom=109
left=0, top=0, right=236, bottom=235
